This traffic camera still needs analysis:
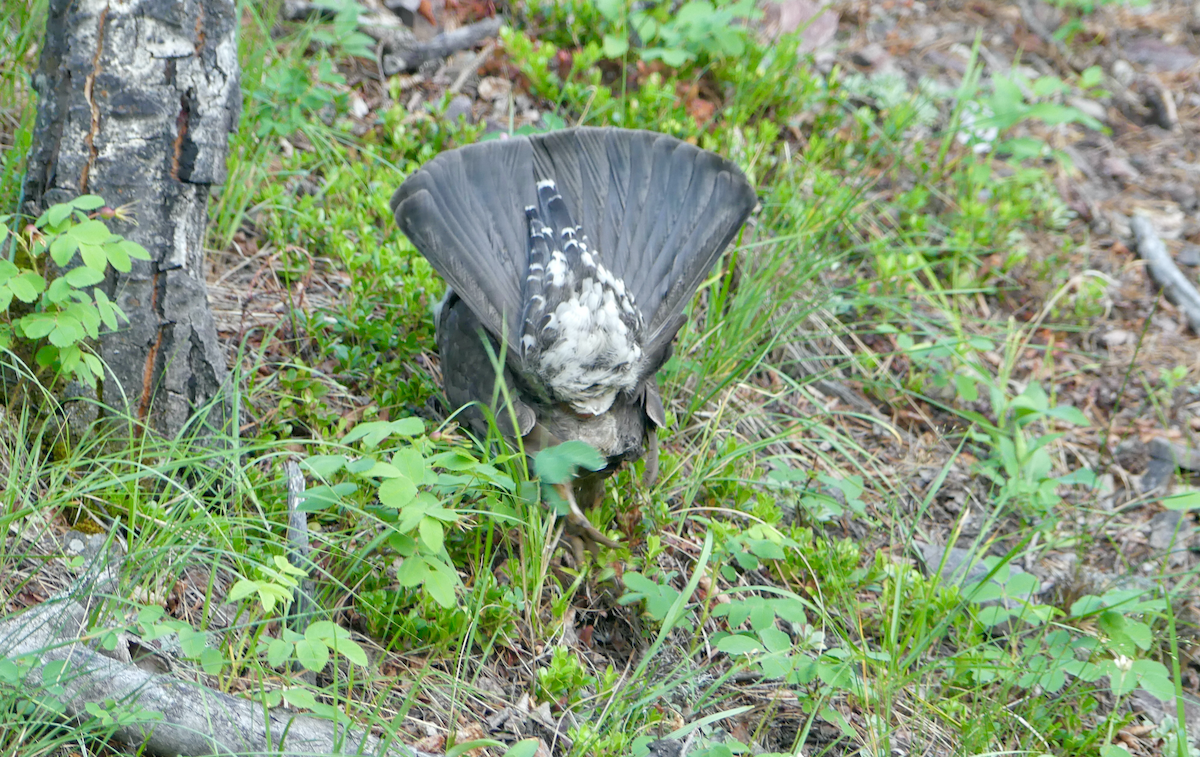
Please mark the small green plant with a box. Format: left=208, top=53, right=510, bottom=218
left=229, top=554, right=308, bottom=614
left=536, top=645, right=597, bottom=707
left=260, top=620, right=369, bottom=673
left=250, top=58, right=345, bottom=138
left=308, top=0, right=375, bottom=59
left=0, top=195, right=149, bottom=388
left=596, top=0, right=760, bottom=67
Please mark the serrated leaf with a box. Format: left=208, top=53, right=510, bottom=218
left=79, top=242, right=107, bottom=272
left=45, top=203, right=72, bottom=227
left=69, top=220, right=113, bottom=245
left=105, top=241, right=131, bottom=272
left=19, top=313, right=56, bottom=339
left=379, top=475, right=418, bottom=508
left=120, top=239, right=151, bottom=260
left=9, top=271, right=45, bottom=302
left=392, top=448, right=429, bottom=485
left=49, top=234, right=79, bottom=266
left=64, top=266, right=105, bottom=287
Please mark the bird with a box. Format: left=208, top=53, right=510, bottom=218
left=391, top=127, right=756, bottom=555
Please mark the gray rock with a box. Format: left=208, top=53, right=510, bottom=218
left=915, top=543, right=1042, bottom=611
left=1148, top=510, right=1192, bottom=551
left=443, top=94, right=474, bottom=123
left=1112, top=59, right=1135, bottom=87
left=1178, top=244, right=1200, bottom=267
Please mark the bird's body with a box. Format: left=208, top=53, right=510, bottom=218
left=392, top=127, right=755, bottom=549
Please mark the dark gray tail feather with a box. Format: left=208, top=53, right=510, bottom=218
left=391, top=127, right=756, bottom=372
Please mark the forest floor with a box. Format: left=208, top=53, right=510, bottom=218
left=3, top=0, right=1200, bottom=755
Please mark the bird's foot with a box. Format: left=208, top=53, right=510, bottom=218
left=552, top=483, right=621, bottom=562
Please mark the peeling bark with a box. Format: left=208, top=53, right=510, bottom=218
left=23, top=0, right=238, bottom=438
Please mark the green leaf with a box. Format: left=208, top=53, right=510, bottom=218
left=297, top=482, right=358, bottom=511
left=282, top=688, right=318, bottom=710
left=759, top=627, right=792, bottom=654
left=379, top=475, right=418, bottom=508
left=1163, top=491, right=1200, bottom=511
left=330, top=636, right=368, bottom=667
left=49, top=234, right=79, bottom=266
left=69, top=219, right=113, bottom=245
left=294, top=638, right=329, bottom=672
left=105, top=241, right=131, bottom=272
left=392, top=448, right=430, bottom=486
left=602, top=33, right=629, bottom=58
left=19, top=313, right=56, bottom=339
left=418, top=516, right=444, bottom=553
left=500, top=739, right=541, bottom=757
left=1043, top=403, right=1090, bottom=426
left=716, top=634, right=764, bottom=656
left=301, top=454, right=347, bottom=479
left=45, top=277, right=73, bottom=303
left=267, top=638, right=292, bottom=667
left=64, top=266, right=105, bottom=287
left=342, top=417, right=424, bottom=447
left=1133, top=659, right=1175, bottom=701
left=534, top=440, right=605, bottom=484
left=48, top=316, right=84, bottom=347
left=423, top=561, right=458, bottom=608
left=79, top=242, right=108, bottom=272
left=447, top=741, right=507, bottom=757
left=9, top=271, right=45, bottom=302
left=119, top=239, right=151, bottom=261
left=594, top=0, right=623, bottom=20
left=70, top=195, right=106, bottom=211
left=45, top=203, right=72, bottom=227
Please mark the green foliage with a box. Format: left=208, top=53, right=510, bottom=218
left=536, top=645, right=597, bottom=706
left=309, top=0, right=376, bottom=59
left=261, top=620, right=370, bottom=673
left=533, top=440, right=606, bottom=485
left=229, top=554, right=308, bottom=614
left=0, top=195, right=150, bottom=388
left=251, top=58, right=345, bottom=138
left=595, top=0, right=760, bottom=66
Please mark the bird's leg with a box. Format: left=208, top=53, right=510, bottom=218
left=642, top=428, right=659, bottom=488
left=552, top=482, right=621, bottom=560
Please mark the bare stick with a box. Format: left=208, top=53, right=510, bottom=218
left=1131, top=215, right=1200, bottom=334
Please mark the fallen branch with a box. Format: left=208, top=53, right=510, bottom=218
left=380, top=17, right=501, bottom=76
left=0, top=570, right=437, bottom=757
left=1131, top=215, right=1200, bottom=334
left=280, top=0, right=501, bottom=76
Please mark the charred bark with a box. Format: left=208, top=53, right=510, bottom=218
left=22, top=0, right=239, bottom=438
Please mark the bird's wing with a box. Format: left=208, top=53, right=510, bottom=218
left=390, top=138, right=538, bottom=354
left=527, top=128, right=757, bottom=359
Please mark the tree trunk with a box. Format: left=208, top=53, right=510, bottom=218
left=22, top=0, right=239, bottom=438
